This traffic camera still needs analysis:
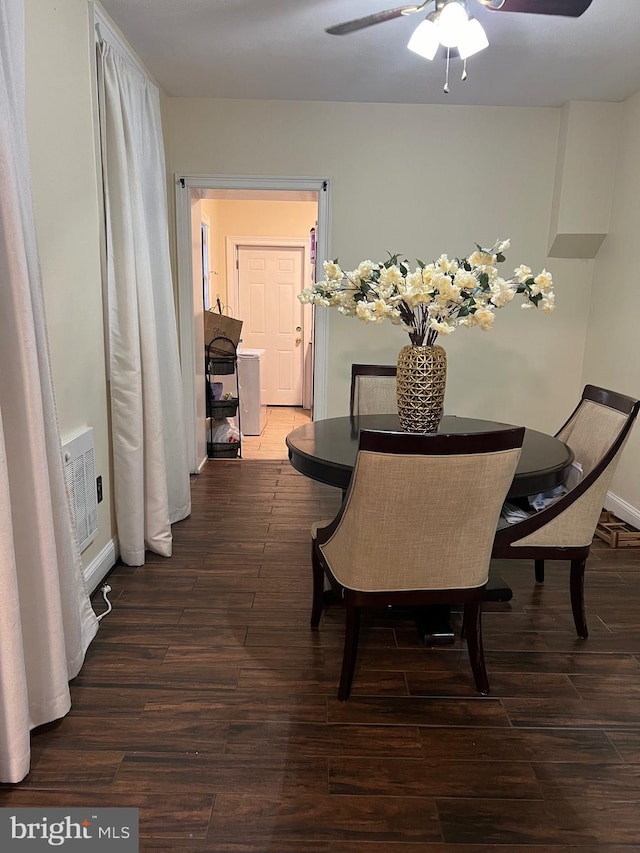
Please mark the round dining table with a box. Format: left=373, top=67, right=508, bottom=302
left=286, top=413, right=574, bottom=499
left=286, top=413, right=574, bottom=644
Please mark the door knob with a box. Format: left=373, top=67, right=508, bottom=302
left=295, top=337, right=302, bottom=344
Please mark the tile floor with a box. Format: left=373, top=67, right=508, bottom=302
left=240, top=406, right=311, bottom=460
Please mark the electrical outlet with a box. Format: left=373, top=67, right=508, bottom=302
left=96, top=475, right=103, bottom=503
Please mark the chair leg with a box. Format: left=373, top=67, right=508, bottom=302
left=570, top=557, right=588, bottom=639
left=534, top=559, right=545, bottom=583
left=310, top=541, right=324, bottom=629
left=338, top=600, right=361, bottom=701
left=463, top=595, right=489, bottom=696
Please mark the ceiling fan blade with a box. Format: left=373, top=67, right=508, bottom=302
left=325, top=5, right=421, bottom=36
left=485, top=0, right=593, bottom=15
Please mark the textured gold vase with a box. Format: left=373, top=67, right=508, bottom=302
left=396, top=344, right=447, bottom=433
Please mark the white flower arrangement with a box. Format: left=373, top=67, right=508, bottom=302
left=299, top=239, right=554, bottom=347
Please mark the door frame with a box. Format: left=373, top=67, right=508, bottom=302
left=175, top=175, right=331, bottom=473
left=226, top=237, right=312, bottom=410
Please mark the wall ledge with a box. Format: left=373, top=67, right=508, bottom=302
left=548, top=232, right=605, bottom=259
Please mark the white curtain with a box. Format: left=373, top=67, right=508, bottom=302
left=0, top=0, right=99, bottom=784
left=97, top=37, right=191, bottom=566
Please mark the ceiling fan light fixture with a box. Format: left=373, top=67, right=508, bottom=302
left=457, top=18, right=489, bottom=59
left=407, top=18, right=439, bottom=61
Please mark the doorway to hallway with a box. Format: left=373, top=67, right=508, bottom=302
left=175, top=176, right=331, bottom=474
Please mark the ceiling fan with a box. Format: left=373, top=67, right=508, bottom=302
left=325, top=1, right=594, bottom=37
left=326, top=0, right=593, bottom=92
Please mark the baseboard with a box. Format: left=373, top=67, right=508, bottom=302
left=604, top=491, right=640, bottom=530
left=83, top=537, right=119, bottom=594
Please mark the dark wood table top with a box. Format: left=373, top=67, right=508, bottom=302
left=286, top=414, right=574, bottom=499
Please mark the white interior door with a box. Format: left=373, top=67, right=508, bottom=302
left=237, top=245, right=304, bottom=406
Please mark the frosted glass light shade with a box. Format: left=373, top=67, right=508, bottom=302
left=437, top=2, right=468, bottom=48
left=407, top=19, right=439, bottom=60
left=457, top=18, right=489, bottom=59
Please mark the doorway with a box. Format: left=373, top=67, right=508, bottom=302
left=175, top=176, right=331, bottom=473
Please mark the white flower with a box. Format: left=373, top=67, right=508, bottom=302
left=353, top=260, right=375, bottom=281
left=514, top=264, right=532, bottom=283
left=534, top=269, right=553, bottom=293
left=323, top=260, right=343, bottom=282
left=540, top=292, right=555, bottom=313
left=355, top=301, right=374, bottom=322
left=453, top=269, right=476, bottom=291
left=469, top=250, right=495, bottom=268
left=474, top=306, right=496, bottom=330
left=436, top=254, right=459, bottom=275
left=429, top=318, right=455, bottom=335
left=378, top=265, right=404, bottom=288
left=370, top=298, right=389, bottom=317
left=489, top=278, right=515, bottom=308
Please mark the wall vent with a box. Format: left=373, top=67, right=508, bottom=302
left=62, top=427, right=98, bottom=552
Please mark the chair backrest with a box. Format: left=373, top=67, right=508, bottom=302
left=497, top=385, right=640, bottom=549
left=350, top=364, right=397, bottom=417
left=320, top=428, right=524, bottom=592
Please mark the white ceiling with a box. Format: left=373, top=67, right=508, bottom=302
left=98, top=0, right=640, bottom=107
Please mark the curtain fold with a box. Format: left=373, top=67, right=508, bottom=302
left=0, top=0, right=99, bottom=784
left=97, top=39, right=191, bottom=566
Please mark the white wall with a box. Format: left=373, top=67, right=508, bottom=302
left=25, top=0, right=115, bottom=580
left=583, top=89, right=640, bottom=520
left=163, top=98, right=592, bottom=432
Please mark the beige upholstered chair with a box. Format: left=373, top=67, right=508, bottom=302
left=311, top=427, right=525, bottom=700
left=492, top=385, right=640, bottom=638
left=350, top=364, right=397, bottom=416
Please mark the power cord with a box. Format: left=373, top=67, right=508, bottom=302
left=96, top=583, right=113, bottom=622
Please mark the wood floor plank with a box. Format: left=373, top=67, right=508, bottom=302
left=418, top=727, right=621, bottom=763
left=112, top=754, right=328, bottom=796
left=142, top=690, right=328, bottom=723
left=436, top=798, right=595, bottom=845
left=328, top=756, right=541, bottom=799
left=406, top=670, right=580, bottom=699
left=208, top=793, right=441, bottom=844
left=327, top=696, right=511, bottom=727
left=224, top=722, right=422, bottom=758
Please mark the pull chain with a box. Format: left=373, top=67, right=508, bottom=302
left=461, top=58, right=468, bottom=81
left=444, top=47, right=450, bottom=94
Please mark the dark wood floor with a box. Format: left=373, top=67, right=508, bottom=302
left=3, top=459, right=640, bottom=851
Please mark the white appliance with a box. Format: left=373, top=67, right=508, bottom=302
left=237, top=347, right=267, bottom=435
